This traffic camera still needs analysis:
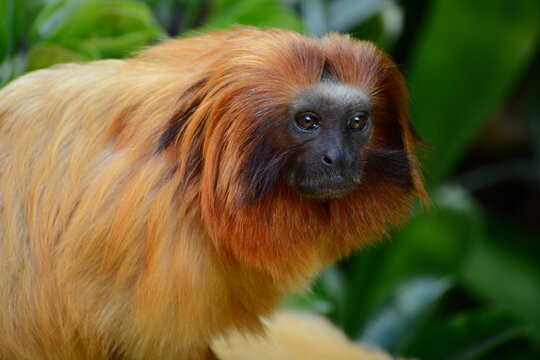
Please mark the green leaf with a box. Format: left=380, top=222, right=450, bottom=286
left=383, top=186, right=483, bottom=276
left=302, top=0, right=398, bottom=38
left=329, top=242, right=392, bottom=333
left=461, top=238, right=540, bottom=336
left=1, top=53, right=26, bottom=87
left=30, top=0, right=85, bottom=43
left=408, top=0, right=540, bottom=182
left=0, top=0, right=9, bottom=60
left=76, top=31, right=162, bottom=59
left=282, top=266, right=346, bottom=316
left=347, top=2, right=404, bottom=52
left=340, top=186, right=484, bottom=337
left=0, top=0, right=28, bottom=60
left=327, top=0, right=392, bottom=34
left=139, top=0, right=206, bottom=35
left=529, top=71, right=540, bottom=175
left=359, top=276, right=454, bottom=352
left=405, top=309, right=532, bottom=360
left=206, top=0, right=302, bottom=31
left=51, top=1, right=163, bottom=40
left=32, top=0, right=164, bottom=60
left=26, top=43, right=86, bottom=71
left=302, top=0, right=328, bottom=37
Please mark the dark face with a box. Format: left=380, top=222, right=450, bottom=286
left=286, top=81, right=372, bottom=200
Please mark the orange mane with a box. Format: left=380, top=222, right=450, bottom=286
left=138, top=29, right=425, bottom=278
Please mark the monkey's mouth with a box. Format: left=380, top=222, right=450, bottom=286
left=290, top=174, right=361, bottom=200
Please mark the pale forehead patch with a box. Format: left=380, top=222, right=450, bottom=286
left=310, top=81, right=370, bottom=103
left=293, top=81, right=371, bottom=111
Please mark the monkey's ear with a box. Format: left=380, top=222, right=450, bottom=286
left=380, top=63, right=429, bottom=200
left=402, top=107, right=431, bottom=150
left=384, top=63, right=429, bottom=151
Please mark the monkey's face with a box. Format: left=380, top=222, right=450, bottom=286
left=285, top=81, right=371, bottom=200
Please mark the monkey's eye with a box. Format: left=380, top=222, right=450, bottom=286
left=295, top=112, right=320, bottom=130
left=349, top=113, right=369, bottom=131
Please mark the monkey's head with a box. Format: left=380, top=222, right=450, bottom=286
left=158, top=28, right=426, bottom=280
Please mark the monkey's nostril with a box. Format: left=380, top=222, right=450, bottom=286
left=322, top=155, right=333, bottom=165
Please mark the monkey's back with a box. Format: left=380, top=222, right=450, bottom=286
left=0, top=39, right=283, bottom=358
left=0, top=59, right=222, bottom=359
left=0, top=61, right=134, bottom=358
left=0, top=31, right=297, bottom=359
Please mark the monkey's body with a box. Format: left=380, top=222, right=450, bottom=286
left=0, top=56, right=270, bottom=360
left=0, top=29, right=423, bottom=359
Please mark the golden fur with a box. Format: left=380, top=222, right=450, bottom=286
left=213, top=312, right=392, bottom=360
left=0, top=28, right=424, bottom=359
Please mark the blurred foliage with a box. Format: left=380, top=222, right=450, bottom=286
left=1, top=0, right=539, bottom=359
left=408, top=0, right=540, bottom=183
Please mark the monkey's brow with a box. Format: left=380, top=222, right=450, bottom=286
left=293, top=82, right=371, bottom=114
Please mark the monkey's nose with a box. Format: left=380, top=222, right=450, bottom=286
left=321, top=149, right=340, bottom=166
left=322, top=155, right=333, bottom=165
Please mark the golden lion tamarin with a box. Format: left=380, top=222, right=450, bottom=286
left=0, top=28, right=424, bottom=359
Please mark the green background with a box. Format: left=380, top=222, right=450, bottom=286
left=1, top=0, right=539, bottom=358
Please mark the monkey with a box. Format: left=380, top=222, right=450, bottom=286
left=0, top=27, right=425, bottom=360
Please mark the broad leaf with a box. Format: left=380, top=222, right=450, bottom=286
left=340, top=186, right=484, bottom=337
left=405, top=309, right=532, bottom=360
left=206, top=0, right=302, bottom=31
left=408, top=0, right=540, bottom=182
left=26, top=42, right=86, bottom=71
left=33, top=0, right=164, bottom=60
left=461, top=238, right=540, bottom=336
left=359, top=276, right=453, bottom=352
